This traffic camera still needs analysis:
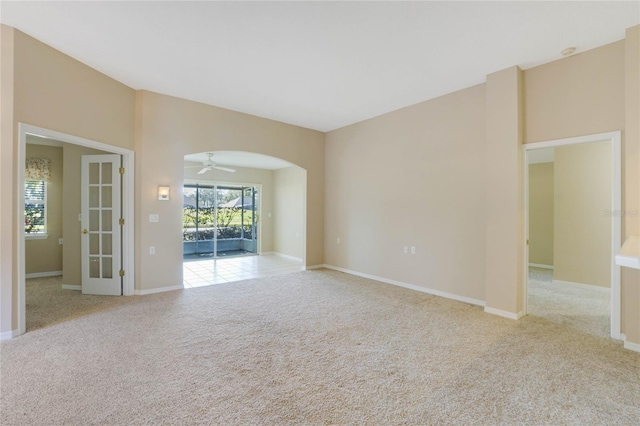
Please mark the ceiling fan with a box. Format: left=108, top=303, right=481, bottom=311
left=185, top=153, right=236, bottom=174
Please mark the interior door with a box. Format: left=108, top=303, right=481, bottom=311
left=81, top=154, right=122, bottom=295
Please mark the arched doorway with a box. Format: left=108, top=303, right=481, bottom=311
left=182, top=151, right=307, bottom=287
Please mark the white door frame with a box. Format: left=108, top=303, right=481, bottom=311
left=522, top=131, right=621, bottom=340
left=17, top=123, right=135, bottom=336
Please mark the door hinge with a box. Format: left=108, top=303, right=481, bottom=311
left=119, top=167, right=125, bottom=175
left=119, top=218, right=125, bottom=226
left=526, top=239, right=529, bottom=246
left=119, top=269, right=125, bottom=277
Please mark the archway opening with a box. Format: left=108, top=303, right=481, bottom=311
left=182, top=151, right=307, bottom=288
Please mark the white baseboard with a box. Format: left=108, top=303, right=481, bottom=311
left=528, top=263, right=554, bottom=270
left=134, top=285, right=183, bottom=295
left=321, top=264, right=485, bottom=307
left=552, top=280, right=611, bottom=293
left=621, top=334, right=640, bottom=353
left=25, top=270, right=62, bottom=279
left=61, top=284, right=82, bottom=291
left=269, top=252, right=302, bottom=263
left=484, top=306, right=524, bottom=320
left=0, top=329, right=20, bottom=340
left=303, top=264, right=325, bottom=270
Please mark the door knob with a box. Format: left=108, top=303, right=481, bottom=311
left=82, top=229, right=88, bottom=234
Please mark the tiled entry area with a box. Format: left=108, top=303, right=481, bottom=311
left=183, top=254, right=302, bottom=288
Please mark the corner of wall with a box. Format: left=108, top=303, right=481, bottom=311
left=484, top=66, right=525, bottom=316
left=0, top=24, right=16, bottom=334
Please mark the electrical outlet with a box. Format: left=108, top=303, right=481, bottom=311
left=404, top=246, right=408, bottom=254
left=149, top=214, right=159, bottom=223
left=150, top=246, right=155, bottom=255
left=58, top=238, right=63, bottom=245
left=411, top=246, right=416, bottom=255
left=337, top=237, right=341, bottom=244
left=296, top=232, right=300, bottom=238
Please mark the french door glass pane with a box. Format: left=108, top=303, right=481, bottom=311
left=87, top=159, right=115, bottom=279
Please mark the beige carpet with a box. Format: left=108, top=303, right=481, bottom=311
left=2, top=270, right=639, bottom=425
left=527, top=267, right=610, bottom=339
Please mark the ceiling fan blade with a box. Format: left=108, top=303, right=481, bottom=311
left=197, top=167, right=209, bottom=174
left=213, top=166, right=236, bottom=173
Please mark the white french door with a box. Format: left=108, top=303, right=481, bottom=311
left=81, top=154, right=123, bottom=295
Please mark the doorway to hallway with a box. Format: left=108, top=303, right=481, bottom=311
left=183, top=184, right=260, bottom=259
left=523, top=131, right=621, bottom=340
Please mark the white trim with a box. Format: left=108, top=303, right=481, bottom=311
left=271, top=252, right=302, bottom=263
left=484, top=306, right=524, bottom=320
left=616, top=253, right=640, bottom=269
left=322, top=264, right=485, bottom=307
left=184, top=178, right=263, bottom=188
left=523, top=131, right=622, bottom=340
left=302, top=264, right=325, bottom=270
left=61, top=285, right=82, bottom=291
left=0, top=330, right=20, bottom=340
left=135, top=285, right=184, bottom=295
left=121, top=148, right=135, bottom=296
left=552, top=279, right=611, bottom=293
left=25, top=234, right=48, bottom=240
left=615, top=236, right=639, bottom=269
left=621, top=334, right=640, bottom=353
left=16, top=123, right=136, bottom=339
left=25, top=271, right=62, bottom=279
left=528, top=263, right=554, bottom=270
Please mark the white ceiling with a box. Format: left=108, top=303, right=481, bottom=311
left=184, top=151, right=293, bottom=170
left=1, top=2, right=638, bottom=132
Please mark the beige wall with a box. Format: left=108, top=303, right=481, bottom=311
left=134, top=90, right=325, bottom=292
left=525, top=41, right=625, bottom=144
left=554, top=142, right=612, bottom=288
left=273, top=166, right=306, bottom=260
left=524, top=34, right=639, bottom=343
left=528, top=162, right=554, bottom=267
left=62, top=143, right=111, bottom=287
left=485, top=66, right=525, bottom=317
left=325, top=84, right=487, bottom=301
left=1, top=24, right=17, bottom=336
left=183, top=163, right=275, bottom=253
left=24, top=143, right=63, bottom=275
left=1, top=27, right=136, bottom=334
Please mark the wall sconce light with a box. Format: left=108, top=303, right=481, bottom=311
left=158, top=185, right=170, bottom=201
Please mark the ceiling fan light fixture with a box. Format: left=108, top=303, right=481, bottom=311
left=185, top=152, right=236, bottom=174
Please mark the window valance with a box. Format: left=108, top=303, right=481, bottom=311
left=25, top=158, right=51, bottom=182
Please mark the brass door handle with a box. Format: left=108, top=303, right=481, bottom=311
left=82, top=229, right=88, bottom=234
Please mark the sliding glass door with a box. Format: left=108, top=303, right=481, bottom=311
left=183, top=184, right=259, bottom=259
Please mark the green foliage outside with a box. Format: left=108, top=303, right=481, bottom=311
left=25, top=181, right=45, bottom=233
left=25, top=204, right=44, bottom=233
left=182, top=186, right=257, bottom=242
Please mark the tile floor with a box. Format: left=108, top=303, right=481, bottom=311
left=182, top=254, right=302, bottom=288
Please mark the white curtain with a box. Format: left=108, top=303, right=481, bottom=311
left=25, top=158, right=51, bottom=182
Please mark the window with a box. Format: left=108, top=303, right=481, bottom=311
left=25, top=180, right=46, bottom=236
